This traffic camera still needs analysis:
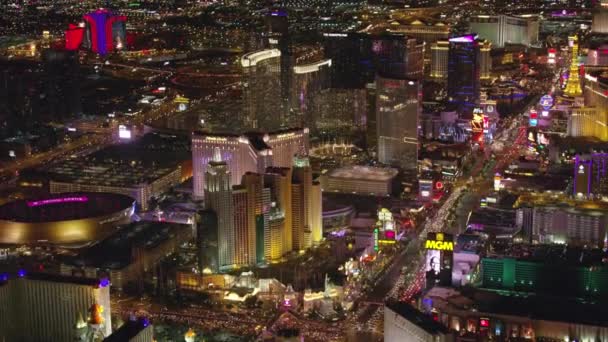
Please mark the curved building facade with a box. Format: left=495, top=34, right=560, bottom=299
left=0, top=193, right=134, bottom=245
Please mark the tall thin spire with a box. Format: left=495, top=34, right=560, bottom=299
left=564, top=35, right=583, bottom=97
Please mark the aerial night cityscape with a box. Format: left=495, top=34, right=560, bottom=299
left=1, top=0, right=608, bottom=341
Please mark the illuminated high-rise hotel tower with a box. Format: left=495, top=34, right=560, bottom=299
left=376, top=75, right=420, bottom=171
left=565, top=36, right=583, bottom=97
left=447, top=34, right=481, bottom=117
left=241, top=49, right=285, bottom=131
left=204, top=155, right=235, bottom=270
left=291, top=156, right=322, bottom=251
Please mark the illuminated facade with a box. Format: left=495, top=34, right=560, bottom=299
left=469, top=15, right=538, bottom=47
left=586, top=45, right=608, bottom=66
left=291, top=59, right=331, bottom=130
left=60, top=222, right=193, bottom=291
left=267, top=207, right=285, bottom=262
left=192, top=129, right=308, bottom=199
left=265, top=167, right=294, bottom=256
left=242, top=173, right=271, bottom=265
left=531, top=206, right=606, bottom=247
left=265, top=129, right=310, bottom=168
left=311, top=88, right=367, bottom=134
left=479, top=40, right=492, bottom=80
left=430, top=40, right=449, bottom=79
left=201, top=155, right=320, bottom=267
left=592, top=0, right=608, bottom=34
left=48, top=158, right=181, bottom=211
left=291, top=157, right=320, bottom=251
left=564, top=36, right=583, bottom=97
left=82, top=9, right=127, bottom=56
left=291, top=156, right=322, bottom=251
left=567, top=107, right=608, bottom=141
left=0, top=193, right=134, bottom=245
left=582, top=71, right=608, bottom=141
left=422, top=286, right=608, bottom=341
left=192, top=133, right=264, bottom=198
left=232, top=188, right=254, bottom=267
left=241, top=49, right=286, bottom=131
left=574, top=154, right=608, bottom=198
left=373, top=35, right=424, bottom=80
left=384, top=301, right=452, bottom=342
left=376, top=75, right=420, bottom=171
left=321, top=165, right=399, bottom=196
left=386, top=22, right=450, bottom=44
left=448, top=35, right=481, bottom=117
left=323, top=33, right=424, bottom=88
left=0, top=273, right=111, bottom=342
left=481, top=257, right=608, bottom=298
left=65, top=23, right=86, bottom=51
left=205, top=159, right=236, bottom=270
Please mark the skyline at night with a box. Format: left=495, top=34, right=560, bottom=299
left=1, top=0, right=608, bottom=341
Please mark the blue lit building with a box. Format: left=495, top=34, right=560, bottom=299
left=447, top=34, right=481, bottom=118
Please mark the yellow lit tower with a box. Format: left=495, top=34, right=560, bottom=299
left=564, top=35, right=583, bottom=97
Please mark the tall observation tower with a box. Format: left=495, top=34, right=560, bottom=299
left=564, top=35, right=583, bottom=97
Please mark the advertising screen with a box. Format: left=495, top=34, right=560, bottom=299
left=425, top=232, right=454, bottom=287
left=118, top=125, right=132, bottom=140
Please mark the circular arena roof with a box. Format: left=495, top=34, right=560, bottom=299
left=0, top=192, right=135, bottom=245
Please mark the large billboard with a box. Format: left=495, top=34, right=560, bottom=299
left=425, top=232, right=454, bottom=287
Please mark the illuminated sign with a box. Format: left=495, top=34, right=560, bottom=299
left=118, top=125, right=132, bottom=139
left=27, top=196, right=88, bottom=207
left=378, top=208, right=392, bottom=222
left=425, top=239, right=454, bottom=251
left=174, top=95, right=190, bottom=104
left=419, top=179, right=433, bottom=199
left=529, top=119, right=538, bottom=127
left=539, top=95, right=554, bottom=109
left=480, top=318, right=490, bottom=328
left=548, top=48, right=556, bottom=65
left=541, top=110, right=549, bottom=117
left=425, top=232, right=454, bottom=251
left=529, top=110, right=538, bottom=119
left=276, top=132, right=296, bottom=139
left=494, top=173, right=502, bottom=191
left=449, top=34, right=477, bottom=43
left=373, top=228, right=379, bottom=251
left=205, top=136, right=228, bottom=142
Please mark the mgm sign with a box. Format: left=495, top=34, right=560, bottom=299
left=425, top=232, right=454, bottom=251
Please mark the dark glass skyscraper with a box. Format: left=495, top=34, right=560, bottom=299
left=447, top=34, right=481, bottom=117
left=323, top=33, right=423, bottom=89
